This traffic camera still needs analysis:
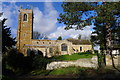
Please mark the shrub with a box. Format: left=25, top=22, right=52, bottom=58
left=4, top=49, right=34, bottom=75
left=32, top=55, right=51, bottom=70
left=6, top=49, right=20, bottom=71
left=85, top=50, right=92, bottom=54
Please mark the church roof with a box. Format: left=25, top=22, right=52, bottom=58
left=112, top=44, right=120, bottom=49
left=67, top=38, right=91, bottom=45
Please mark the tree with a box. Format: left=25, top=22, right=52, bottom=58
left=92, top=2, right=120, bottom=68
left=44, top=35, right=49, bottom=40
left=4, top=49, right=34, bottom=74
left=57, top=36, right=62, bottom=40
left=32, top=55, right=50, bottom=70
left=0, top=13, right=2, bottom=54
left=78, top=34, right=81, bottom=40
left=33, top=31, right=41, bottom=39
left=90, top=35, right=95, bottom=54
left=58, top=2, right=95, bottom=30
left=58, top=2, right=120, bottom=68
left=33, top=31, right=49, bottom=40
left=2, top=18, right=16, bottom=53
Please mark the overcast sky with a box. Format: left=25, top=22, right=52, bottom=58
left=0, top=2, right=94, bottom=40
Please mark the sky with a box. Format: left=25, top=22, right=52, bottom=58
left=0, top=2, right=94, bottom=41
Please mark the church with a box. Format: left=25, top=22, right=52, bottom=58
left=16, top=7, right=92, bottom=57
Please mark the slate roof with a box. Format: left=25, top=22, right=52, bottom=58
left=66, top=38, right=91, bottom=45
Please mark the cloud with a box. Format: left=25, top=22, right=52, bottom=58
left=1, top=2, right=93, bottom=40
left=48, top=25, right=92, bottom=40
left=33, top=2, right=93, bottom=40
left=0, top=2, right=19, bottom=38
left=1, top=2, right=58, bottom=38
left=33, top=2, right=58, bottom=34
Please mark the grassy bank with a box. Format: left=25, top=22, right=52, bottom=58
left=29, top=66, right=118, bottom=77
left=4, top=66, right=120, bottom=79
left=51, top=52, right=96, bottom=61
left=29, top=66, right=95, bottom=76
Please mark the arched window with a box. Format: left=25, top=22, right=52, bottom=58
left=23, top=14, right=27, bottom=21
left=80, top=47, right=82, bottom=51
left=49, top=48, right=53, bottom=53
left=61, top=43, right=67, bottom=51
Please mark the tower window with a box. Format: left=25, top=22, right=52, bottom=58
left=23, top=14, right=27, bottom=21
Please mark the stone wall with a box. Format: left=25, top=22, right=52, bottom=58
left=46, top=55, right=120, bottom=70
left=46, top=56, right=98, bottom=70
left=106, top=55, right=119, bottom=66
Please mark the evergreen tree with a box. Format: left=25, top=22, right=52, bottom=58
left=44, top=35, right=49, bottom=40
left=57, top=36, right=62, bottom=40
left=33, top=31, right=40, bottom=39
left=0, top=13, right=2, bottom=54
left=2, top=18, right=16, bottom=53
left=58, top=2, right=120, bottom=68
left=78, top=34, right=81, bottom=40
left=33, top=31, right=49, bottom=40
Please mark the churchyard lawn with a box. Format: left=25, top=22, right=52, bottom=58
left=51, top=52, right=96, bottom=61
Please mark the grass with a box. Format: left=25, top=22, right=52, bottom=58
left=30, top=69, right=51, bottom=76
left=29, top=66, right=94, bottom=76
left=49, top=66, right=80, bottom=75
left=28, top=52, right=97, bottom=76
left=51, top=52, right=96, bottom=61
left=29, top=66, right=118, bottom=78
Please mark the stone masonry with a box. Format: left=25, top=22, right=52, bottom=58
left=46, top=56, right=98, bottom=70
left=16, top=7, right=92, bottom=57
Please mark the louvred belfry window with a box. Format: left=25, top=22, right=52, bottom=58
left=23, top=14, right=27, bottom=21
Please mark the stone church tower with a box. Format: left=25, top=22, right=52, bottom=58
left=16, top=6, right=33, bottom=55
left=16, top=6, right=92, bottom=57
